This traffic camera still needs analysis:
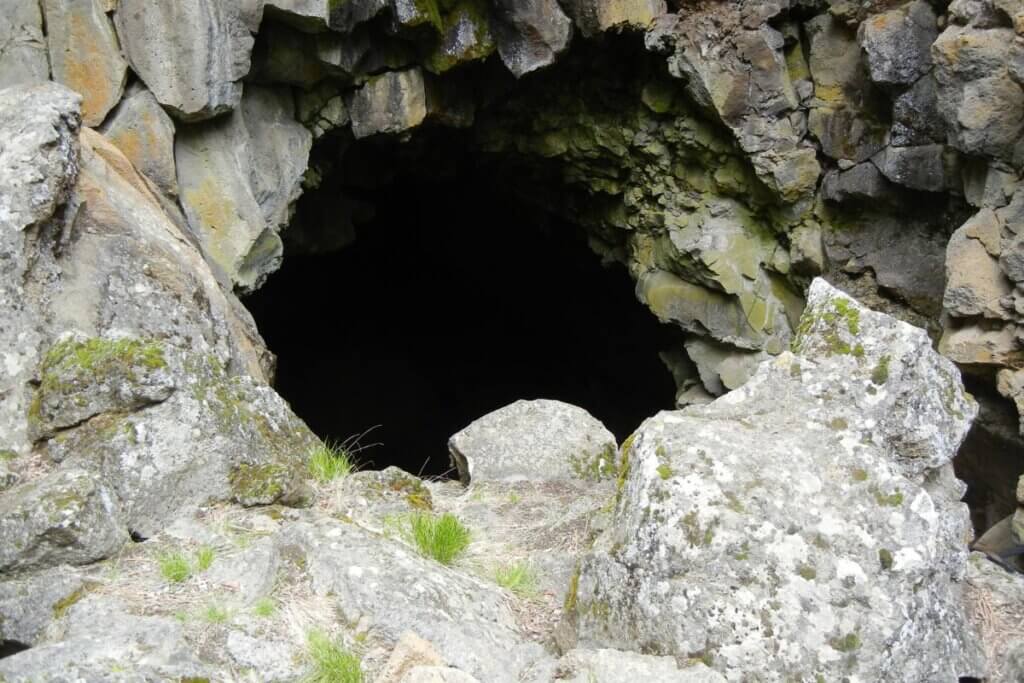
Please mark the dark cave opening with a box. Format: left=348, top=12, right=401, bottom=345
left=0, top=640, right=29, bottom=660
left=245, top=130, right=680, bottom=478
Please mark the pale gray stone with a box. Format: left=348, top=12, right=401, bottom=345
left=555, top=649, right=726, bottom=682
left=0, top=0, right=49, bottom=89
left=569, top=279, right=982, bottom=681
left=0, top=566, right=85, bottom=644
left=114, top=0, right=255, bottom=121
left=100, top=83, right=179, bottom=198
left=177, top=85, right=312, bottom=292
left=348, top=68, right=428, bottom=139
left=447, top=399, right=617, bottom=485
left=492, top=0, right=574, bottom=78
left=858, top=1, right=937, bottom=87
left=560, top=0, right=666, bottom=37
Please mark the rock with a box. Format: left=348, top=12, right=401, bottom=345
left=100, top=83, right=179, bottom=198
left=0, top=566, right=85, bottom=645
left=297, top=82, right=350, bottom=139
left=447, top=399, right=617, bottom=484
left=560, top=0, right=666, bottom=37
left=114, top=0, right=255, bottom=121
left=944, top=209, right=1014, bottom=318
left=939, top=322, right=1022, bottom=368
left=997, top=368, right=1024, bottom=436
left=554, top=649, right=726, bottom=682
left=963, top=159, right=1019, bottom=208
left=283, top=519, right=548, bottom=681
left=177, top=85, right=312, bottom=292
left=821, top=162, right=892, bottom=203
left=327, top=0, right=390, bottom=33
left=964, top=552, right=1024, bottom=681
left=568, top=279, right=982, bottom=680
left=491, top=0, right=573, bottom=78
left=378, top=631, right=446, bottom=683
left=0, top=0, right=49, bottom=88
left=870, top=144, right=949, bottom=192
left=890, top=73, right=946, bottom=146
left=932, top=24, right=1024, bottom=164
left=423, top=2, right=497, bottom=74
left=401, top=667, right=481, bottom=683
left=857, top=1, right=938, bottom=87
left=0, top=595, right=209, bottom=681
left=683, top=338, right=767, bottom=396
left=42, top=0, right=128, bottom=128
left=348, top=68, right=428, bottom=139
left=0, top=467, right=127, bottom=572
left=249, top=19, right=332, bottom=88
left=264, top=0, right=331, bottom=32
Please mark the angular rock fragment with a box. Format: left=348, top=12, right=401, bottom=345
left=857, top=1, right=938, bottom=87
left=0, top=0, right=49, bottom=88
left=348, top=68, right=428, bottom=139
left=42, top=0, right=128, bottom=127
left=448, top=399, right=617, bottom=484
left=114, top=0, right=255, bottom=121
left=177, top=85, right=312, bottom=291
left=560, top=0, right=666, bottom=37
left=871, top=144, right=948, bottom=192
left=100, top=83, right=179, bottom=198
left=491, top=0, right=573, bottom=77
left=568, top=279, right=982, bottom=680
left=945, top=209, right=1013, bottom=318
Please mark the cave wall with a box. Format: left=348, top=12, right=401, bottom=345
left=3, top=0, right=1023, bottom=513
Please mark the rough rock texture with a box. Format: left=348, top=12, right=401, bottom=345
left=562, top=0, right=666, bottom=37
left=964, top=552, right=1024, bottom=681
left=448, top=399, right=617, bottom=484
left=492, top=0, right=573, bottom=77
left=100, top=82, right=179, bottom=198
left=566, top=280, right=982, bottom=681
left=348, top=68, right=428, bottom=139
left=113, top=0, right=255, bottom=121
left=42, top=0, right=128, bottom=127
left=0, top=0, right=49, bottom=89
left=0, top=84, right=314, bottom=571
left=177, top=85, right=312, bottom=291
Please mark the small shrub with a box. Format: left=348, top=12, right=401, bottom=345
left=158, top=552, right=192, bottom=583
left=409, top=512, right=471, bottom=565
left=195, top=545, right=215, bottom=571
left=305, top=630, right=363, bottom=683
left=308, top=441, right=355, bottom=483
left=494, top=561, right=538, bottom=597
left=253, top=596, right=276, bottom=618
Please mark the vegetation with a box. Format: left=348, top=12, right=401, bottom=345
left=408, top=512, right=471, bottom=565
left=158, top=552, right=192, bottom=583
left=305, top=630, right=363, bottom=683
left=308, top=441, right=356, bottom=483
left=253, top=596, right=276, bottom=618
left=202, top=603, right=231, bottom=624
left=494, top=561, right=538, bottom=597
left=195, top=545, right=215, bottom=571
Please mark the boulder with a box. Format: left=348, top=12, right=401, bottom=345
left=42, top=0, right=128, bottom=127
left=870, top=144, right=949, bottom=192
left=553, top=649, right=725, bottom=682
left=491, top=0, right=574, bottom=78
left=0, top=566, right=85, bottom=645
left=447, top=399, right=617, bottom=484
left=0, top=467, right=127, bottom=572
left=890, top=74, right=946, bottom=146
left=100, top=83, right=179, bottom=198
left=560, top=0, right=666, bottom=37
left=857, top=1, right=938, bottom=87
left=944, top=209, right=1013, bottom=319
left=348, top=68, right=428, bottom=139
left=567, top=279, right=982, bottom=680
left=114, top=0, right=255, bottom=121
left=0, top=0, right=49, bottom=89
left=964, top=552, right=1024, bottom=681
left=176, top=85, right=312, bottom=292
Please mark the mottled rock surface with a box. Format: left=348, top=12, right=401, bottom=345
left=0, top=0, right=49, bottom=88
left=567, top=279, right=982, bottom=681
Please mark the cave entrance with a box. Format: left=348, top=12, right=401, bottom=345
left=244, top=126, right=680, bottom=478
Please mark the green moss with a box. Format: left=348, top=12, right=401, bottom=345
left=829, top=632, right=861, bottom=652
left=851, top=468, right=868, bottom=482
left=828, top=417, right=848, bottom=431
left=871, top=355, right=891, bottom=386
left=229, top=463, right=289, bottom=504
left=724, top=492, right=745, bottom=513
left=879, top=548, right=894, bottom=570
left=0, top=449, right=16, bottom=462
left=564, top=567, right=580, bottom=612
left=657, top=464, right=673, bottom=480
left=831, top=298, right=860, bottom=335
left=872, top=487, right=904, bottom=507
left=570, top=444, right=617, bottom=482
left=797, top=563, right=817, bottom=580
left=734, top=541, right=751, bottom=561
left=52, top=587, right=87, bottom=619
left=682, top=510, right=714, bottom=547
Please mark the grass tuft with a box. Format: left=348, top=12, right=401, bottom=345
left=253, top=596, right=276, bottom=618
left=195, top=545, right=215, bottom=571
left=158, top=552, right=192, bottom=583
left=308, top=441, right=356, bottom=483
left=494, top=560, right=538, bottom=597
left=305, top=630, right=363, bottom=683
left=202, top=603, right=231, bottom=624
left=409, top=512, right=471, bottom=565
